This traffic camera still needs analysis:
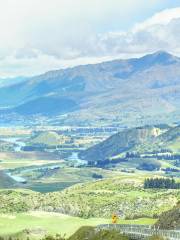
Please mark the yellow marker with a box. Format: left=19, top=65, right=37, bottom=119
left=112, top=214, right=118, bottom=224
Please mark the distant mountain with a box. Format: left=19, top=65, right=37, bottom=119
left=0, top=76, right=28, bottom=87
left=14, top=96, right=78, bottom=115
left=0, top=51, right=179, bottom=125
left=80, top=125, right=180, bottom=161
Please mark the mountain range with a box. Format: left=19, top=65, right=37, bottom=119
left=0, top=76, right=28, bottom=87
left=0, top=51, right=180, bottom=126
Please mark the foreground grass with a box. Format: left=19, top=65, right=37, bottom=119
left=0, top=211, right=156, bottom=238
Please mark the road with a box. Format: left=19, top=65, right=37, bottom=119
left=97, top=224, right=180, bottom=240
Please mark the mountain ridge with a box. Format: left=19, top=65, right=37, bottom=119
left=80, top=125, right=180, bottom=161
left=0, top=51, right=179, bottom=125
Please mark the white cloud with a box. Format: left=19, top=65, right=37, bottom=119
left=133, top=7, right=180, bottom=32
left=0, top=1, right=180, bottom=77
left=89, top=8, right=180, bottom=58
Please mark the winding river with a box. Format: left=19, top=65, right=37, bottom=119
left=0, top=137, right=26, bottom=152
left=1, top=137, right=87, bottom=183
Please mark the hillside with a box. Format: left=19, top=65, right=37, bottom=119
left=1, top=174, right=179, bottom=219
left=157, top=125, right=180, bottom=153
left=0, top=171, right=16, bottom=188
left=0, top=51, right=180, bottom=126
left=30, top=131, right=70, bottom=146
left=49, top=175, right=180, bottom=219
left=68, top=226, right=129, bottom=240
left=80, top=126, right=161, bottom=161
left=0, top=212, right=109, bottom=239
left=0, top=189, right=41, bottom=213
left=80, top=125, right=180, bottom=161
left=0, top=212, right=156, bottom=240
left=155, top=203, right=180, bottom=230
left=14, top=96, right=78, bottom=116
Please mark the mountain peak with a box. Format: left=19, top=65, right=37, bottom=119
left=138, top=50, right=179, bottom=67
left=144, top=51, right=178, bottom=64
left=153, top=50, right=172, bottom=56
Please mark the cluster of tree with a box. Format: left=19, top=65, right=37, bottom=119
left=143, top=149, right=173, bottom=155
left=42, top=235, right=65, bottom=240
left=156, top=154, right=180, bottom=161
left=88, top=157, right=127, bottom=168
left=140, top=152, right=180, bottom=161
left=121, top=169, right=135, bottom=173
left=163, top=168, right=180, bottom=173
left=144, top=177, right=180, bottom=189
left=92, top=173, right=103, bottom=179
left=137, top=160, right=161, bottom=171
left=22, top=145, right=45, bottom=151
left=125, top=152, right=140, bottom=158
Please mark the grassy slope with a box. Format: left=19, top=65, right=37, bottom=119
left=0, top=212, right=108, bottom=238
left=0, top=174, right=179, bottom=218
left=0, top=212, right=156, bottom=238
left=155, top=203, right=180, bottom=230
left=168, top=136, right=180, bottom=152
left=50, top=174, right=179, bottom=219
left=80, top=125, right=180, bottom=161
left=68, top=226, right=129, bottom=240
left=80, top=126, right=160, bottom=161
left=0, top=171, right=16, bottom=188
left=30, top=131, right=70, bottom=146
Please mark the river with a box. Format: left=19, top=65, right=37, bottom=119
left=1, top=137, right=87, bottom=183
left=6, top=172, right=27, bottom=183
left=0, top=137, right=26, bottom=152
left=67, top=152, right=87, bottom=165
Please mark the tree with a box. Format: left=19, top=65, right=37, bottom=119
left=137, top=160, right=161, bottom=171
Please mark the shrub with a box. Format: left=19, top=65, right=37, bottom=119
left=137, top=159, right=161, bottom=171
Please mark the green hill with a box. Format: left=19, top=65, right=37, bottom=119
left=0, top=189, right=41, bottom=213
left=80, top=125, right=180, bottom=161
left=157, top=125, right=180, bottom=153
left=49, top=175, right=179, bottom=219
left=0, top=175, right=179, bottom=219
left=80, top=126, right=160, bottom=161
left=30, top=131, right=70, bottom=146
left=68, top=226, right=128, bottom=240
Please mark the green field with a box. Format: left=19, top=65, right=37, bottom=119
left=0, top=211, right=156, bottom=238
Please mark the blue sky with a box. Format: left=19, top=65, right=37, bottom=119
left=0, top=0, right=180, bottom=77
left=94, top=0, right=180, bottom=32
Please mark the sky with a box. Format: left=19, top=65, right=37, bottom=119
left=0, top=0, right=180, bottom=77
